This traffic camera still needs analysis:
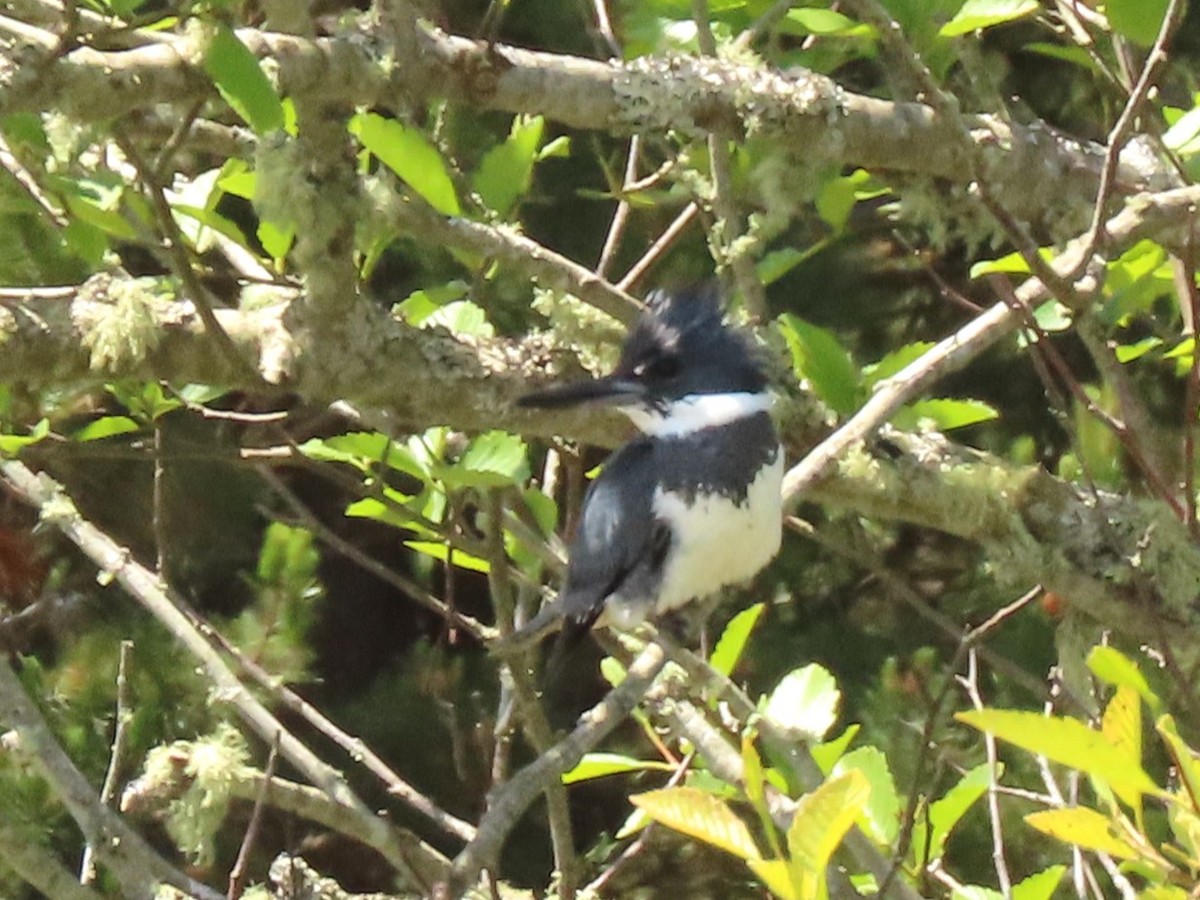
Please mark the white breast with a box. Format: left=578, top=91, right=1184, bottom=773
left=606, top=449, right=784, bottom=628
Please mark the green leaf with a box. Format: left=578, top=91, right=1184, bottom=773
left=472, top=115, right=544, bottom=217
left=1087, top=646, right=1161, bottom=712
left=1107, top=0, right=1169, bottom=46
left=919, top=763, right=992, bottom=862
left=203, top=24, right=284, bottom=134
left=404, top=542, right=491, bottom=573
left=952, top=887, right=1003, bottom=900
left=756, top=245, right=821, bottom=286
left=939, top=0, right=1038, bottom=36
left=763, top=663, right=840, bottom=741
left=1012, top=866, right=1067, bottom=900
left=709, top=603, right=765, bottom=677
left=1156, top=716, right=1200, bottom=813
left=1032, top=300, right=1073, bottom=332
left=72, top=416, right=139, bottom=442
left=777, top=314, right=861, bottom=415
left=902, top=398, right=999, bottom=430
left=446, top=431, right=529, bottom=487
left=0, top=419, right=49, bottom=456
left=810, top=723, right=860, bottom=775
left=864, top=341, right=935, bottom=387
left=956, top=709, right=1161, bottom=807
left=786, top=770, right=870, bottom=894
left=258, top=218, right=294, bottom=261
left=631, top=787, right=762, bottom=861
left=561, top=752, right=674, bottom=784
left=1114, top=336, right=1162, bottom=363
left=349, top=112, right=461, bottom=216
left=108, top=381, right=181, bottom=422
left=394, top=281, right=471, bottom=325
left=1024, top=807, right=1139, bottom=859
left=815, top=169, right=880, bottom=232
left=832, top=746, right=899, bottom=845
left=782, top=8, right=874, bottom=36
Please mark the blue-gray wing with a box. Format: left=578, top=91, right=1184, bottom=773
left=559, top=438, right=665, bottom=632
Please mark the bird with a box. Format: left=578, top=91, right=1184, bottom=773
left=493, top=284, right=783, bottom=655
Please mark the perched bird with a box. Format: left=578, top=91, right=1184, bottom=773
left=496, top=285, right=783, bottom=653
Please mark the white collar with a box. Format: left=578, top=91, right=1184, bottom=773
left=621, top=391, right=772, bottom=437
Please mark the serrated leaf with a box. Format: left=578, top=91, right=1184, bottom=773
left=349, top=112, right=460, bottom=216
left=472, top=115, right=544, bottom=216
left=777, top=314, right=861, bottom=415
left=561, top=752, right=673, bottom=784
left=72, top=416, right=139, bottom=442
left=939, top=0, right=1038, bottom=36
left=787, top=770, right=870, bottom=880
left=446, top=431, right=528, bottom=487
left=1107, top=0, right=1169, bottom=46
left=203, top=24, right=284, bottom=134
left=1011, top=865, right=1067, bottom=900
left=709, top=603, right=764, bottom=677
left=810, top=723, right=860, bottom=775
left=956, top=709, right=1161, bottom=807
left=904, top=397, right=999, bottom=430
left=764, top=663, right=840, bottom=741
left=1024, top=807, right=1139, bottom=859
left=1087, top=646, right=1161, bottom=711
left=1101, top=685, right=1142, bottom=767
left=631, top=787, right=762, bottom=861
left=404, top=541, right=490, bottom=573
left=833, top=746, right=899, bottom=845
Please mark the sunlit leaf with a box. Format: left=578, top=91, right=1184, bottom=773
left=203, top=24, right=284, bottom=134
left=447, top=431, right=529, bottom=487
left=810, top=723, right=860, bottom=775
left=349, top=112, right=461, bottom=216
left=472, top=115, right=544, bottom=217
left=631, top=787, right=762, bottom=861
left=786, top=770, right=870, bottom=890
left=1101, top=685, right=1142, bottom=767
left=864, top=341, right=935, bottom=388
left=1024, top=807, right=1139, bottom=859
left=746, top=859, right=798, bottom=900
left=764, top=663, right=840, bottom=741
left=1087, top=646, right=1161, bottom=712
left=1157, top=716, right=1200, bottom=813
left=1114, top=336, right=1162, bottom=363
left=903, top=397, right=999, bottom=430
left=777, top=314, right=861, bottom=415
left=72, top=415, right=139, bottom=442
left=920, top=763, right=993, bottom=863
left=0, top=419, right=50, bottom=456
left=404, top=541, right=490, bottom=573
left=939, top=0, right=1038, bottom=36
left=1012, top=865, right=1067, bottom=900
left=782, top=8, right=874, bottom=36
left=833, top=746, right=899, bottom=845
left=956, top=709, right=1161, bottom=807
left=709, top=602, right=764, bottom=677
left=561, top=752, right=673, bottom=784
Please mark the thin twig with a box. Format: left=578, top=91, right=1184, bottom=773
left=596, top=135, right=641, bottom=279
left=80, top=639, right=134, bottom=886
left=441, top=640, right=668, bottom=899
left=960, top=648, right=1012, bottom=898
left=227, top=731, right=279, bottom=900
left=617, top=202, right=701, bottom=292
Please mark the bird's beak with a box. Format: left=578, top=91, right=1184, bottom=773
left=517, top=373, right=645, bottom=409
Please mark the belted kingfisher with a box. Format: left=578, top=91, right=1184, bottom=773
left=497, top=285, right=783, bottom=651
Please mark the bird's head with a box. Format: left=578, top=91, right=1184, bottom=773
left=519, top=285, right=769, bottom=436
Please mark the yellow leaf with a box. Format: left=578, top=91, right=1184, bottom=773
left=1102, top=685, right=1142, bottom=765
left=631, top=787, right=762, bottom=861
left=787, top=769, right=870, bottom=899
left=747, top=859, right=800, bottom=900
left=1024, top=807, right=1139, bottom=859
left=1158, top=716, right=1200, bottom=813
